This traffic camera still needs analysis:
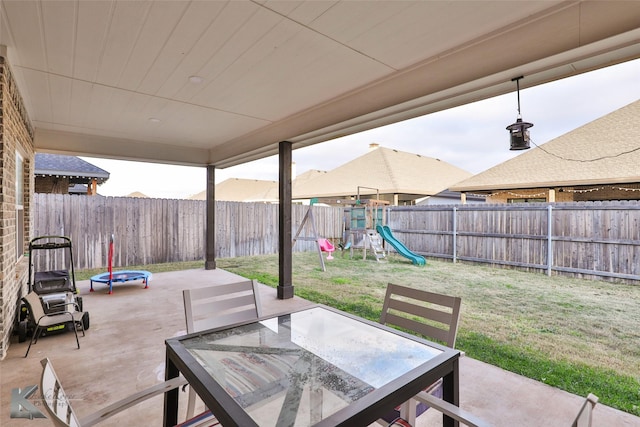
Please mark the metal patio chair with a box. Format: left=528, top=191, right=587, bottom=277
left=379, top=283, right=462, bottom=424
left=182, top=279, right=262, bottom=419
left=22, top=291, right=86, bottom=358
left=409, top=392, right=598, bottom=427
left=571, top=393, right=599, bottom=427
left=39, top=358, right=219, bottom=427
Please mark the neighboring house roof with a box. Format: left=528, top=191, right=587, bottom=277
left=294, top=169, right=327, bottom=186
left=451, top=99, right=640, bottom=192
left=190, top=178, right=279, bottom=202
left=416, top=190, right=486, bottom=205
left=293, top=146, right=472, bottom=199
left=126, top=191, right=149, bottom=198
left=35, top=153, right=110, bottom=184
left=69, top=184, right=89, bottom=195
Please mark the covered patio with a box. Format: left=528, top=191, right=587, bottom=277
left=1, top=269, right=638, bottom=426
left=1, top=2, right=640, bottom=424
left=2, top=1, right=640, bottom=309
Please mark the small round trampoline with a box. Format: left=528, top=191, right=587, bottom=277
left=90, top=270, right=152, bottom=294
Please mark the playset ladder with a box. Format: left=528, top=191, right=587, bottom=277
left=365, top=230, right=386, bottom=262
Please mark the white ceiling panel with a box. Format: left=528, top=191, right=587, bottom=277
left=48, top=73, right=73, bottom=125
left=19, top=66, right=52, bottom=123
left=190, top=16, right=393, bottom=120
left=73, top=1, right=113, bottom=82
left=40, top=0, right=76, bottom=76
left=154, top=1, right=259, bottom=100
left=0, top=0, right=638, bottom=167
left=134, top=1, right=228, bottom=95
left=94, top=0, right=152, bottom=87
left=67, top=79, right=95, bottom=128
left=115, top=1, right=190, bottom=91
left=265, top=0, right=336, bottom=25
left=2, top=0, right=46, bottom=70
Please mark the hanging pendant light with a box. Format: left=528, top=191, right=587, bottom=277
left=506, top=76, right=533, bottom=150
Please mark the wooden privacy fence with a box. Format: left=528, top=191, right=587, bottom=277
left=386, top=201, right=640, bottom=283
left=33, top=194, right=640, bottom=283
left=32, top=194, right=343, bottom=271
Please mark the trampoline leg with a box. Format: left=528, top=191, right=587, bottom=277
left=144, top=278, right=149, bottom=289
left=108, top=280, right=113, bottom=295
left=90, top=281, right=95, bottom=292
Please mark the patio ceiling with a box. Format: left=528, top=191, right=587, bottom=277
left=1, top=1, right=639, bottom=169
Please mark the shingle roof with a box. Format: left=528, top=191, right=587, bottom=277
left=451, top=99, right=640, bottom=192
left=35, top=153, right=110, bottom=183
left=190, top=178, right=278, bottom=202
left=188, top=149, right=471, bottom=202
left=126, top=191, right=149, bottom=198
left=293, top=146, right=472, bottom=199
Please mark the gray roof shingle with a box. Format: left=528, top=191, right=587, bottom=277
left=293, top=146, right=472, bottom=199
left=35, top=154, right=110, bottom=183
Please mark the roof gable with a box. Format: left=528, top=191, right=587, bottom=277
left=293, top=146, right=472, bottom=199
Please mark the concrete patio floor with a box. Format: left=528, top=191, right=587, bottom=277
left=1, top=268, right=638, bottom=426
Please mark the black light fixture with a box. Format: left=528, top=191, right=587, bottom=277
left=506, top=76, right=533, bottom=150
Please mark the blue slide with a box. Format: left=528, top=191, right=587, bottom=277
left=376, top=225, right=426, bottom=266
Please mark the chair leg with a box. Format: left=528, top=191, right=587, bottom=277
left=25, top=326, right=41, bottom=358
left=186, top=388, right=197, bottom=420
left=71, top=319, right=80, bottom=349
left=76, top=315, right=85, bottom=337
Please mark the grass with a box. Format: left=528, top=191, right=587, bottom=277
left=77, top=252, right=640, bottom=416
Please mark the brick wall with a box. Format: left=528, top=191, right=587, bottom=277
left=0, top=51, right=35, bottom=359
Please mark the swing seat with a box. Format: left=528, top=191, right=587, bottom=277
left=318, top=238, right=336, bottom=259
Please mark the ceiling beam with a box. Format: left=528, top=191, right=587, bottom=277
left=35, top=129, right=210, bottom=166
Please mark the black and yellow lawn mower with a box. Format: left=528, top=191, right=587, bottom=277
left=16, top=236, right=89, bottom=343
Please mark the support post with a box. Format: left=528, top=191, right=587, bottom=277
left=547, top=204, right=553, bottom=276
left=452, top=206, right=458, bottom=263
left=88, top=178, right=97, bottom=195
left=205, top=165, right=216, bottom=270
left=278, top=141, right=294, bottom=299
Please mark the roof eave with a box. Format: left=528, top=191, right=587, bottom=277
left=451, top=177, right=640, bottom=192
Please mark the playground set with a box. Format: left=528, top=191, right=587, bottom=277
left=293, top=189, right=426, bottom=270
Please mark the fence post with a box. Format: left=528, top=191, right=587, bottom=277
left=547, top=204, right=553, bottom=276
left=452, top=206, right=457, bottom=263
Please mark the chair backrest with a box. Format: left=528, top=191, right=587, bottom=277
left=39, top=358, right=80, bottom=427
left=572, top=393, right=598, bottom=427
left=380, top=283, right=462, bottom=348
left=183, top=279, right=262, bottom=333
left=23, top=292, right=46, bottom=322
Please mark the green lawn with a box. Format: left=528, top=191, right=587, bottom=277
left=77, top=251, right=640, bottom=416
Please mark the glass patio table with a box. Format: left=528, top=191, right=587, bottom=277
left=163, top=305, right=460, bottom=427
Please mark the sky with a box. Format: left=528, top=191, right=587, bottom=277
left=83, top=58, right=640, bottom=199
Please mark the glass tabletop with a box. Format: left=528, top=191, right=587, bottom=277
left=180, top=306, right=443, bottom=427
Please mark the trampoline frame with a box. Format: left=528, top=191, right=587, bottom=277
left=90, top=235, right=151, bottom=294
left=90, top=270, right=151, bottom=294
